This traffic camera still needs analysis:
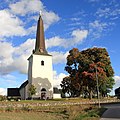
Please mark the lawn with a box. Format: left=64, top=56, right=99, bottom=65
left=0, top=104, right=106, bottom=120
left=0, top=112, right=67, bottom=120
left=0, top=98, right=112, bottom=120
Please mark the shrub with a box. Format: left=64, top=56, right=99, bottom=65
left=5, top=106, right=14, bottom=112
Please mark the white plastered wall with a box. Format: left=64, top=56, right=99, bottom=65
left=28, top=54, right=53, bottom=99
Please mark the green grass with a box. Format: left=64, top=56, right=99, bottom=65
left=3, top=97, right=120, bottom=104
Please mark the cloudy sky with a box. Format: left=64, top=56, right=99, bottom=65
left=0, top=0, right=120, bottom=95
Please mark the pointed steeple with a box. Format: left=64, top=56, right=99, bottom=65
left=34, top=12, right=47, bottom=55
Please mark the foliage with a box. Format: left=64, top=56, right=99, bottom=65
left=29, top=84, right=37, bottom=97
left=0, top=95, right=7, bottom=101
left=61, top=47, right=115, bottom=98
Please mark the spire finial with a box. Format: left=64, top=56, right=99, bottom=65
left=39, top=10, right=42, bottom=17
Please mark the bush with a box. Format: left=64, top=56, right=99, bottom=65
left=74, top=106, right=106, bottom=120
left=21, top=105, right=32, bottom=111
left=5, top=106, right=14, bottom=112
left=0, top=95, right=7, bottom=101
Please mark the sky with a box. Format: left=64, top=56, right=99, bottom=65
left=0, top=0, right=120, bottom=95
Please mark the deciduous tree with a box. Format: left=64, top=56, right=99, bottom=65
left=61, top=47, right=115, bottom=98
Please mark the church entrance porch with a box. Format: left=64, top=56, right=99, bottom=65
left=41, top=88, right=47, bottom=100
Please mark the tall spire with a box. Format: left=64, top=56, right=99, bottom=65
left=34, top=12, right=47, bottom=55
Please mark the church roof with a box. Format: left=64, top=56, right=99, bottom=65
left=7, top=88, right=20, bottom=97
left=19, top=80, right=28, bottom=89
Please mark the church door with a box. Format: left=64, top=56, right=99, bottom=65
left=41, top=88, right=46, bottom=100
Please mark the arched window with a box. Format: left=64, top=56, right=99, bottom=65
left=41, top=60, right=44, bottom=66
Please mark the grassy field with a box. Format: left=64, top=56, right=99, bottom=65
left=0, top=112, right=67, bottom=120
left=0, top=98, right=112, bottom=120
left=0, top=104, right=106, bottom=120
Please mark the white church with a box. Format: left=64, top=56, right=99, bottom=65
left=7, top=14, right=61, bottom=100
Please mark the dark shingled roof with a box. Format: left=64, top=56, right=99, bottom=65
left=7, top=80, right=28, bottom=98
left=7, top=88, right=20, bottom=97
left=19, top=80, right=28, bottom=89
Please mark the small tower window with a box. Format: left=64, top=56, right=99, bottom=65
left=41, top=60, right=44, bottom=66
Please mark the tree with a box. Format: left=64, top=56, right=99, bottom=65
left=61, top=47, right=115, bottom=99
left=29, top=85, right=36, bottom=99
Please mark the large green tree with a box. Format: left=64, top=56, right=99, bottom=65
left=61, top=47, right=115, bottom=98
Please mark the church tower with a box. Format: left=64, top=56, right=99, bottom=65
left=28, top=13, right=53, bottom=99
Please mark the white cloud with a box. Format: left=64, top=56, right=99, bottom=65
left=46, top=36, right=65, bottom=48
left=9, top=0, right=60, bottom=31
left=53, top=71, right=67, bottom=89
left=0, top=42, right=14, bottom=74
left=9, top=0, right=44, bottom=16
left=0, top=74, right=17, bottom=87
left=113, top=75, right=120, bottom=89
left=42, top=11, right=60, bottom=30
left=0, top=10, right=26, bottom=38
left=2, top=74, right=16, bottom=80
left=89, top=20, right=108, bottom=39
left=0, top=39, right=34, bottom=75
left=114, top=76, right=120, bottom=82
left=12, top=55, right=28, bottom=74
left=70, top=17, right=81, bottom=21
left=0, top=1, right=88, bottom=75
left=14, top=38, right=35, bottom=56
left=46, top=29, right=88, bottom=48
left=72, top=29, right=88, bottom=42
left=27, top=25, right=37, bottom=35
left=26, top=11, right=59, bottom=33
left=96, top=8, right=111, bottom=18
left=13, top=39, right=35, bottom=74
left=0, top=42, right=14, bottom=59
left=0, top=88, right=7, bottom=96
left=0, top=74, right=18, bottom=96
left=96, top=7, right=120, bottom=19
left=89, top=20, right=107, bottom=31
left=0, top=0, right=60, bottom=39
left=0, top=38, right=69, bottom=75
left=50, top=51, right=69, bottom=64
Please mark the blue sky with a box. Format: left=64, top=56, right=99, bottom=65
left=0, top=0, right=120, bottom=95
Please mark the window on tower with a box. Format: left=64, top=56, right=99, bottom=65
left=41, top=60, right=44, bottom=66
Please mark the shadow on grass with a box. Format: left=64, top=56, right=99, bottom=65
left=74, top=107, right=107, bottom=120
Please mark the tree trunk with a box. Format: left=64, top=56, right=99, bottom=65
left=89, top=90, right=93, bottom=99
